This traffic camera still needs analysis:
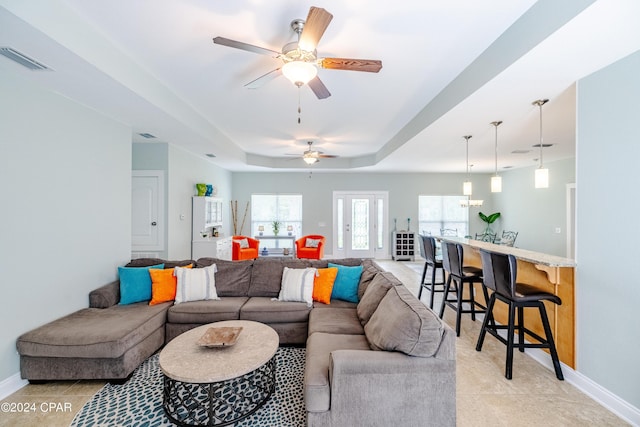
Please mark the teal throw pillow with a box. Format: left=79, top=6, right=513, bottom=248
left=328, top=263, right=363, bottom=303
left=118, top=264, right=164, bottom=305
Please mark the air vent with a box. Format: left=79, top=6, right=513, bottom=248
left=532, top=143, right=553, bottom=148
left=511, top=149, right=530, bottom=154
left=138, top=133, right=156, bottom=139
left=205, top=153, right=216, bottom=158
left=0, top=47, right=51, bottom=71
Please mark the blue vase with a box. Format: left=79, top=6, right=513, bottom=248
left=205, top=184, right=213, bottom=196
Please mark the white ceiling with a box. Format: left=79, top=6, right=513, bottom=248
left=1, top=0, right=639, bottom=173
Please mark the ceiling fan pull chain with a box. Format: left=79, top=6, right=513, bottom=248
left=297, top=87, right=302, bottom=124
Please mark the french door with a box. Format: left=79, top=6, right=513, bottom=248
left=333, top=192, right=388, bottom=259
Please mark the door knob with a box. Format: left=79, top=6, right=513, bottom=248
left=151, top=221, right=157, bottom=226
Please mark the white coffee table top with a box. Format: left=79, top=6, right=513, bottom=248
left=159, top=320, right=279, bottom=383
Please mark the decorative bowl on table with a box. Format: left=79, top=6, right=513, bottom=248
left=196, top=326, right=243, bottom=348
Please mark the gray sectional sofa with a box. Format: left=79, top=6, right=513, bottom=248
left=16, top=256, right=456, bottom=426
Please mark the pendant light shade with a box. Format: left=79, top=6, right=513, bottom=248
left=491, top=176, right=503, bottom=193
left=490, top=121, right=503, bottom=193
left=460, top=135, right=483, bottom=207
left=532, top=99, right=549, bottom=188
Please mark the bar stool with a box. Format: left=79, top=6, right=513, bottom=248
left=417, top=235, right=445, bottom=309
left=439, top=241, right=489, bottom=336
left=476, top=249, right=564, bottom=380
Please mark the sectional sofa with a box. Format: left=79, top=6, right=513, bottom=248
left=16, top=256, right=456, bottom=426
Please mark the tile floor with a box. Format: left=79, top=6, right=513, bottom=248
left=0, top=260, right=630, bottom=426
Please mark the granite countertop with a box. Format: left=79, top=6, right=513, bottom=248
left=437, top=236, right=576, bottom=267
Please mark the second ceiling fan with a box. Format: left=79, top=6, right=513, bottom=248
left=213, top=6, right=382, bottom=99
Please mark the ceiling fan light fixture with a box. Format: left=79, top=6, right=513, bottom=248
left=282, top=61, right=317, bottom=86
left=303, top=155, right=318, bottom=165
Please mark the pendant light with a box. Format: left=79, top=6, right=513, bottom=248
left=532, top=99, right=549, bottom=188
left=490, top=121, right=503, bottom=193
left=460, top=135, right=483, bottom=207
left=462, top=135, right=473, bottom=196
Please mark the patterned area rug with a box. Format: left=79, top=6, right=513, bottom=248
left=71, top=346, right=306, bottom=427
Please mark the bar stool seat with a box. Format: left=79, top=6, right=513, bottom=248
left=438, top=241, right=489, bottom=336
left=476, top=249, right=564, bottom=380
left=417, top=235, right=445, bottom=309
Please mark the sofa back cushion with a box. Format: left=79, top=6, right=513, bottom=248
left=248, top=258, right=310, bottom=297
left=358, top=259, right=383, bottom=299
left=364, top=285, right=444, bottom=357
left=126, top=258, right=194, bottom=269
left=356, top=272, right=402, bottom=326
left=196, top=258, right=253, bottom=297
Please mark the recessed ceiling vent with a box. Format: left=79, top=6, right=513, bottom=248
left=205, top=154, right=216, bottom=158
left=0, top=47, right=51, bottom=71
left=138, top=133, right=156, bottom=139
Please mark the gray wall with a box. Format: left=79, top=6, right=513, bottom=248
left=231, top=171, right=496, bottom=257
left=0, top=72, right=132, bottom=381
left=576, top=50, right=640, bottom=409
left=493, top=157, right=575, bottom=257
left=132, top=143, right=233, bottom=260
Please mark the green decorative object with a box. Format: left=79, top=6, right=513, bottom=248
left=479, top=211, right=501, bottom=234
left=272, top=220, right=282, bottom=236
left=196, top=183, right=207, bottom=196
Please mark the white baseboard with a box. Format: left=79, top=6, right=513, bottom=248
left=526, top=348, right=640, bottom=426
left=0, top=371, right=27, bottom=400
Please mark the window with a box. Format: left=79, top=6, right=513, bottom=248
left=251, top=194, right=303, bottom=244
left=418, top=195, right=469, bottom=237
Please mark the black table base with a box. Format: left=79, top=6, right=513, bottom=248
left=163, top=356, right=276, bottom=426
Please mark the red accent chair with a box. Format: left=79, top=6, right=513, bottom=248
left=231, top=235, right=260, bottom=260
left=295, top=235, right=325, bottom=260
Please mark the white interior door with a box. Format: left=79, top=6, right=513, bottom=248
left=333, top=192, right=388, bottom=259
left=132, top=171, right=164, bottom=251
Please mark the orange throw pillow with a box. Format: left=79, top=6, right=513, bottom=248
left=149, top=264, right=192, bottom=305
left=313, top=267, right=338, bottom=304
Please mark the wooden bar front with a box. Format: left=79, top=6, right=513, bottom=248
left=439, top=237, right=576, bottom=368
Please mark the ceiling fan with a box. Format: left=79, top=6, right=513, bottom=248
left=287, top=141, right=338, bottom=164
left=213, top=6, right=382, bottom=99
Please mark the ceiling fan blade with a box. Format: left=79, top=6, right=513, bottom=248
left=299, top=7, right=333, bottom=51
left=213, top=37, right=281, bottom=57
left=320, top=57, right=383, bottom=73
left=308, top=76, right=331, bottom=99
left=244, top=68, right=282, bottom=89
left=318, top=154, right=338, bottom=158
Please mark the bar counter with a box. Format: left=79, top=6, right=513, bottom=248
left=437, top=236, right=576, bottom=368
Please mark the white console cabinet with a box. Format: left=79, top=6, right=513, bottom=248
left=191, top=197, right=229, bottom=260
left=191, top=237, right=231, bottom=260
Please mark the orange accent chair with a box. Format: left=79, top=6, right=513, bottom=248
left=295, top=235, right=325, bottom=260
left=231, top=235, right=260, bottom=260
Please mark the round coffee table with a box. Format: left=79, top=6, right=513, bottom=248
left=159, top=320, right=279, bottom=426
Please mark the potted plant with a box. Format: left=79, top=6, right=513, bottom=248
left=478, top=212, right=501, bottom=234
left=272, top=220, right=282, bottom=236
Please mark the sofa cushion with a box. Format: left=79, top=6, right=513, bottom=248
left=365, top=285, right=444, bottom=357
left=308, top=308, right=364, bottom=336
left=248, top=258, right=310, bottom=297
left=358, top=259, right=383, bottom=300
left=118, top=264, right=164, bottom=305
left=357, top=272, right=402, bottom=326
left=328, top=263, right=363, bottom=303
left=167, top=297, right=248, bottom=323
left=17, top=302, right=171, bottom=359
left=240, top=297, right=311, bottom=323
left=125, top=258, right=194, bottom=269
left=313, top=299, right=357, bottom=309
left=305, top=332, right=371, bottom=412
left=174, top=264, right=219, bottom=304
left=277, top=267, right=317, bottom=307
left=312, top=267, right=338, bottom=304
left=196, top=258, right=253, bottom=297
